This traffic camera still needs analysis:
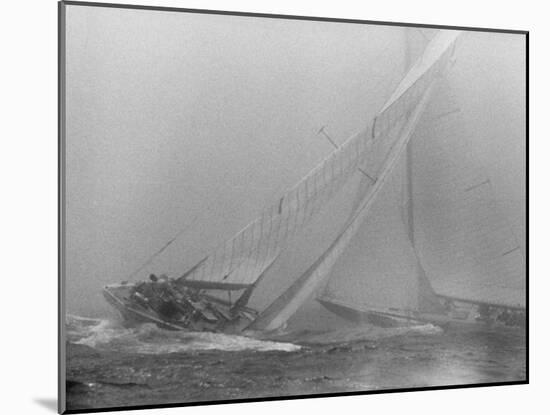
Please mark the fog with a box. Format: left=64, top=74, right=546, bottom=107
left=64, top=5, right=525, bottom=318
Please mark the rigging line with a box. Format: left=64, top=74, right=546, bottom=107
left=485, top=176, right=526, bottom=262
left=427, top=107, right=461, bottom=124
left=449, top=82, right=525, bottom=264
left=318, top=125, right=378, bottom=186
left=416, top=71, right=524, bottom=271
left=357, top=167, right=377, bottom=183
left=318, top=126, right=339, bottom=149
left=502, top=246, right=521, bottom=257
left=126, top=211, right=203, bottom=280
left=464, top=179, right=491, bottom=192
left=178, top=204, right=276, bottom=285
left=125, top=182, right=218, bottom=280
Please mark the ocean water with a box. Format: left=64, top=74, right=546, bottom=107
left=65, top=315, right=526, bottom=411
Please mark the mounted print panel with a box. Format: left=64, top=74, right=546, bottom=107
left=59, top=1, right=527, bottom=413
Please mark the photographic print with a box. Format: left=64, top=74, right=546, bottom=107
left=59, top=1, right=527, bottom=413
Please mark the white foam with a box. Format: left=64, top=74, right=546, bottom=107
left=67, top=315, right=301, bottom=354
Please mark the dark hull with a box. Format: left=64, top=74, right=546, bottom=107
left=102, top=283, right=255, bottom=333
left=317, top=299, right=411, bottom=328
left=317, top=298, right=525, bottom=331
left=103, top=285, right=187, bottom=330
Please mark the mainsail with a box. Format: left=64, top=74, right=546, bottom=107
left=410, top=80, right=526, bottom=309
left=319, top=31, right=525, bottom=322
left=246, top=30, right=460, bottom=331
left=318, top=152, right=441, bottom=318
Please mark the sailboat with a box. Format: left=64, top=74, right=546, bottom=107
left=317, top=33, right=526, bottom=330
left=103, top=29, right=524, bottom=334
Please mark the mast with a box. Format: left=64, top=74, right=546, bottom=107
left=406, top=137, right=415, bottom=243
left=401, top=29, right=445, bottom=314
left=405, top=30, right=430, bottom=312
left=404, top=28, right=415, bottom=245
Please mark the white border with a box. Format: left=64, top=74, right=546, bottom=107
left=2, top=0, right=544, bottom=414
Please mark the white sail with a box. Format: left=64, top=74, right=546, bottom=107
left=177, top=127, right=372, bottom=290
left=318, top=31, right=447, bottom=319
left=319, top=153, right=437, bottom=316
left=410, top=81, right=526, bottom=308
left=372, top=30, right=460, bottom=139
left=247, top=83, right=436, bottom=331
left=246, top=30, right=459, bottom=331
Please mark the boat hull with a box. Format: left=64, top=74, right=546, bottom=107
left=102, top=283, right=256, bottom=333
left=103, top=284, right=188, bottom=330
left=317, top=298, right=525, bottom=331
left=317, top=298, right=411, bottom=328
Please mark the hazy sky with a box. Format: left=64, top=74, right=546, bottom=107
left=64, top=5, right=526, bottom=318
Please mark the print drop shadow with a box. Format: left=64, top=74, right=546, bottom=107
left=34, top=398, right=57, bottom=412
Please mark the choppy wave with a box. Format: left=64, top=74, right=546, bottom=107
left=66, top=315, right=301, bottom=354
left=65, top=315, right=443, bottom=355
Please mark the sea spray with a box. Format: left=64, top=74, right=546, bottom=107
left=67, top=314, right=301, bottom=354
left=65, top=314, right=525, bottom=411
